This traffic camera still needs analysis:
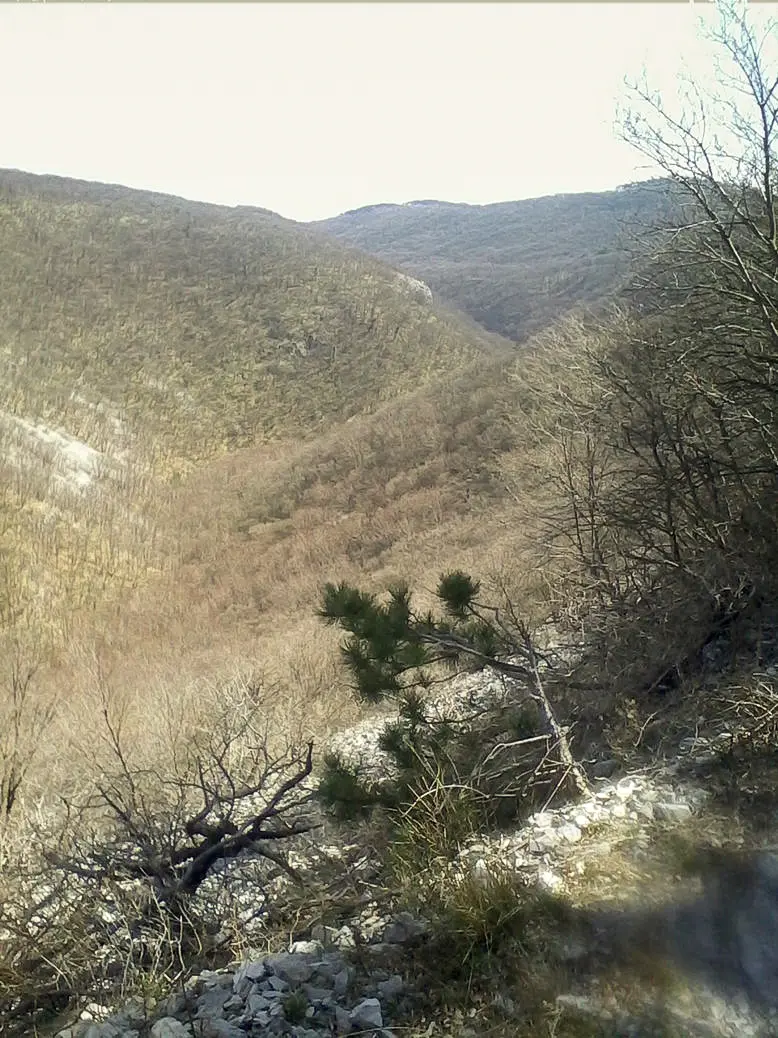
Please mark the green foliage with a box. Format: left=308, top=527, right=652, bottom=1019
left=283, top=990, right=310, bottom=1024
left=319, top=581, right=435, bottom=705
left=437, top=570, right=480, bottom=618
left=317, top=753, right=386, bottom=819
left=317, top=572, right=557, bottom=838
left=509, top=706, right=543, bottom=743
left=462, top=617, right=505, bottom=660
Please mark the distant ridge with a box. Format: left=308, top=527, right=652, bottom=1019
left=0, top=166, right=280, bottom=219
left=311, top=180, right=674, bottom=341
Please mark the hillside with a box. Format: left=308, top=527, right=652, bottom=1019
left=0, top=169, right=562, bottom=910
left=0, top=168, right=508, bottom=632
left=310, top=181, right=675, bottom=342
left=4, top=152, right=778, bottom=1038
left=6, top=5, right=778, bottom=1033
left=0, top=169, right=506, bottom=459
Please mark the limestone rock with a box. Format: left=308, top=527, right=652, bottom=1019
left=350, top=998, right=383, bottom=1030
left=382, top=912, right=428, bottom=944
left=150, top=1020, right=191, bottom=1038
left=377, top=975, right=404, bottom=1001
left=654, top=801, right=694, bottom=823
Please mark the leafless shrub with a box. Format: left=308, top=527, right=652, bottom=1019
left=0, top=674, right=319, bottom=1036
left=715, top=674, right=778, bottom=747
left=0, top=640, right=55, bottom=823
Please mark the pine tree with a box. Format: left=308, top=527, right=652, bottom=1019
left=318, top=571, right=588, bottom=820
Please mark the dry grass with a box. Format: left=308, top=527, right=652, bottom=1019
left=381, top=742, right=778, bottom=1038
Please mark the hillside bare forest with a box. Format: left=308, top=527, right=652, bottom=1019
left=2, top=5, right=778, bottom=1038
left=311, top=180, right=677, bottom=342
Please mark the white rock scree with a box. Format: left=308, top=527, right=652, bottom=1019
left=56, top=927, right=421, bottom=1038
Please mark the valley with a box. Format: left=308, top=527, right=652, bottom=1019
left=311, top=181, right=674, bottom=342
left=2, top=90, right=778, bottom=1038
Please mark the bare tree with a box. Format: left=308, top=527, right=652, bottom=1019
left=51, top=679, right=317, bottom=915
left=0, top=640, right=55, bottom=821
left=0, top=677, right=318, bottom=1037
left=519, top=4, right=778, bottom=695
left=621, top=1, right=778, bottom=426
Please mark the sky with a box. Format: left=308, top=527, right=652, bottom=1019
left=1, top=3, right=721, bottom=223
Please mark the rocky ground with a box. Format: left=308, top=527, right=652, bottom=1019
left=55, top=664, right=778, bottom=1038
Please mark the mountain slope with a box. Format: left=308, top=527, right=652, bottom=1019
left=310, top=181, right=673, bottom=342
left=0, top=169, right=506, bottom=463
left=0, top=168, right=508, bottom=634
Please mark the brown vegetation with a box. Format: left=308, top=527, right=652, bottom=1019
left=311, top=181, right=673, bottom=342
left=2, top=4, right=778, bottom=1034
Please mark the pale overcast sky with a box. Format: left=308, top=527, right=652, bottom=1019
left=1, top=3, right=717, bottom=222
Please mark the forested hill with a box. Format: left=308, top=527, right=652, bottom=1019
left=0, top=168, right=506, bottom=461
left=310, top=180, right=674, bottom=342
